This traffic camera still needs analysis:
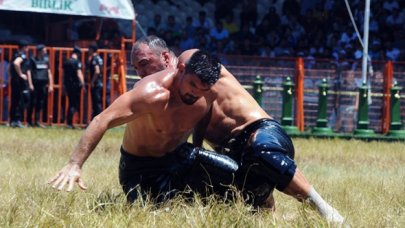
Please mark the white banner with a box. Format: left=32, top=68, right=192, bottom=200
left=0, top=0, right=135, bottom=20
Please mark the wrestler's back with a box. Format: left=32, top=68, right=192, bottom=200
left=205, top=67, right=271, bottom=148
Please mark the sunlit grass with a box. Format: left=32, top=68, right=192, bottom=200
left=0, top=127, right=404, bottom=227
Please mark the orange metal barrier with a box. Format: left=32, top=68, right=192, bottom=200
left=295, top=57, right=305, bottom=132
left=222, top=57, right=405, bottom=134
left=0, top=45, right=126, bottom=127
left=382, top=61, right=393, bottom=134
left=2, top=44, right=404, bottom=133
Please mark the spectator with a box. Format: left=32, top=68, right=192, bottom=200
left=255, top=18, right=271, bottom=41
left=179, top=32, right=195, bottom=52
left=282, top=0, right=299, bottom=16
left=240, top=0, right=258, bottom=29
left=385, top=41, right=401, bottom=61
left=27, top=44, right=54, bottom=128
left=148, top=14, right=164, bottom=36
left=147, top=27, right=158, bottom=36
left=215, top=0, right=234, bottom=22
left=386, top=8, right=404, bottom=28
left=87, top=44, right=103, bottom=119
left=263, top=7, right=280, bottom=30
left=63, top=46, right=85, bottom=129
left=338, top=26, right=356, bottom=46
left=183, top=16, right=196, bottom=37
left=192, top=11, right=212, bottom=33
left=289, top=16, right=306, bottom=41
left=369, top=39, right=383, bottom=60
left=209, top=21, right=229, bottom=42
left=1, top=50, right=10, bottom=122
left=222, top=14, right=239, bottom=36
left=9, top=40, right=30, bottom=128
left=383, top=0, right=400, bottom=13
left=163, top=15, right=181, bottom=39
left=194, top=27, right=211, bottom=50
left=259, top=43, right=275, bottom=57
left=265, top=29, right=282, bottom=48
left=234, top=24, right=256, bottom=47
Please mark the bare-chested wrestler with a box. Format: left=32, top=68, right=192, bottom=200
left=131, top=36, right=344, bottom=223
left=48, top=50, right=239, bottom=203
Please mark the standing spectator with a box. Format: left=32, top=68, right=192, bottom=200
left=27, top=44, right=54, bottom=128
left=63, top=46, right=85, bottom=129
left=87, top=44, right=103, bottom=119
left=1, top=49, right=10, bottom=121
left=9, top=40, right=30, bottom=128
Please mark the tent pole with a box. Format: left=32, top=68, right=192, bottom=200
left=361, top=0, right=371, bottom=84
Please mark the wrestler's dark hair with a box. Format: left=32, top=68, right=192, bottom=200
left=185, top=50, right=221, bottom=85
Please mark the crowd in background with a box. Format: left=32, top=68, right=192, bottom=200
left=136, top=0, right=404, bottom=65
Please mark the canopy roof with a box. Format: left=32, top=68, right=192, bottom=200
left=0, top=0, right=135, bottom=20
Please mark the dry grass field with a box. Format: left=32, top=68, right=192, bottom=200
left=0, top=127, right=404, bottom=227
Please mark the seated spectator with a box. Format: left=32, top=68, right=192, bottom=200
left=147, top=27, right=158, bottom=36
left=209, top=21, right=229, bottom=42
left=240, top=0, right=258, bottom=29
left=259, top=43, right=275, bottom=57
left=385, top=8, right=404, bottom=28
left=192, top=11, right=212, bottom=33
left=179, top=32, right=195, bottom=51
left=289, top=16, right=306, bottom=41
left=273, top=39, right=292, bottom=57
left=183, top=16, right=196, bottom=37
left=339, top=26, right=356, bottom=46
left=265, top=29, right=281, bottom=49
left=234, top=24, right=255, bottom=45
left=222, top=14, right=239, bottom=36
left=239, top=39, right=257, bottom=56
left=262, top=7, right=280, bottom=29
left=383, top=0, right=400, bottom=13
left=385, top=41, right=401, bottom=61
left=148, top=14, right=164, bottom=36
left=163, top=15, right=181, bottom=39
left=255, top=18, right=271, bottom=41
left=215, top=0, right=234, bottom=22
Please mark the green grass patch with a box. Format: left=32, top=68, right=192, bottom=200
left=0, top=128, right=404, bottom=227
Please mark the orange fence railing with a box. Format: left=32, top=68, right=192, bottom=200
left=0, top=45, right=127, bottom=127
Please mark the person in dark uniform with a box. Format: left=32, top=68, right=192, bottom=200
left=9, top=40, right=30, bottom=128
left=87, top=44, right=103, bottom=119
left=27, top=44, right=54, bottom=128
left=63, top=46, right=85, bottom=129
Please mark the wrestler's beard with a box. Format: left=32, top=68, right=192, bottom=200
left=180, top=93, right=198, bottom=105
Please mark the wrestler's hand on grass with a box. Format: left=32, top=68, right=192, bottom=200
left=48, top=163, right=87, bottom=192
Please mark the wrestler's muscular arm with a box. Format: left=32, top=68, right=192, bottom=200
left=48, top=82, right=166, bottom=192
